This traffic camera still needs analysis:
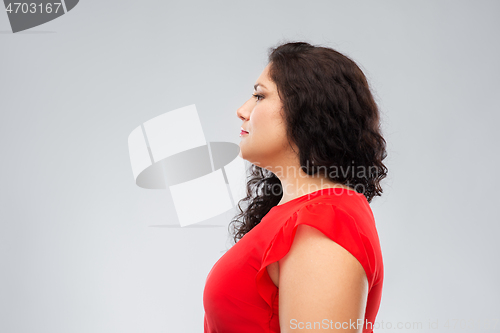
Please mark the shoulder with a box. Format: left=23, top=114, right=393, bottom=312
left=279, top=221, right=368, bottom=284
left=277, top=220, right=369, bottom=329
left=280, top=200, right=372, bottom=293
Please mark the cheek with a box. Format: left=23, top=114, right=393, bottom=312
left=252, top=111, right=288, bottom=148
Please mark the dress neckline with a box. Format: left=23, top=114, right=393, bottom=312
left=271, top=187, right=361, bottom=211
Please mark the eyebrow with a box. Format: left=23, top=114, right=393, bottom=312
left=254, top=83, right=267, bottom=90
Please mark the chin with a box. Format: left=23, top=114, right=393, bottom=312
left=238, top=145, right=250, bottom=161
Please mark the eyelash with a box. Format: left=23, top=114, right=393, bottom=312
left=252, top=93, right=263, bottom=101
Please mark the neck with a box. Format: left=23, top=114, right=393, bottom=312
left=272, top=163, right=354, bottom=206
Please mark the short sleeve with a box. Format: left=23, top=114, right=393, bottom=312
left=255, top=202, right=375, bottom=312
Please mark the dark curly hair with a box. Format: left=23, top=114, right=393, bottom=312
left=228, top=41, right=388, bottom=244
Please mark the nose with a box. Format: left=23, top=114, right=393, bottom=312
left=236, top=98, right=253, bottom=122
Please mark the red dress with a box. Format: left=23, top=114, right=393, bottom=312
left=203, top=188, right=384, bottom=332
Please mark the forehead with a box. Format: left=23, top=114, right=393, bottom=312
left=255, top=64, right=273, bottom=89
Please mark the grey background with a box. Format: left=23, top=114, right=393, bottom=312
left=1, top=0, right=499, bottom=332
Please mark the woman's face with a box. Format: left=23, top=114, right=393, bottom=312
left=236, top=63, right=296, bottom=169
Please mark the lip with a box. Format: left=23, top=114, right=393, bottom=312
left=240, top=127, right=249, bottom=136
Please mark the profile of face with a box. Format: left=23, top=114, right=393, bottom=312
left=236, top=63, right=297, bottom=170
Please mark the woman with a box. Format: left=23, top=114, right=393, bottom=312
left=203, top=41, right=387, bottom=333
